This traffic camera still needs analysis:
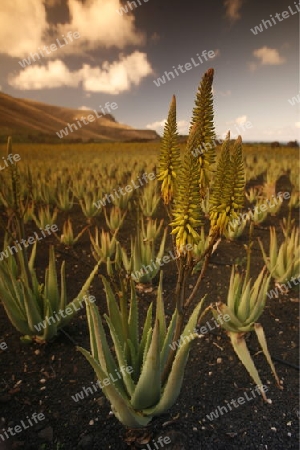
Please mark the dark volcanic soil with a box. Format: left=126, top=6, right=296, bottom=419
left=0, top=193, right=299, bottom=450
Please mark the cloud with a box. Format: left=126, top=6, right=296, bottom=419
left=78, top=106, right=91, bottom=110
left=146, top=119, right=188, bottom=135
left=214, top=89, right=231, bottom=97
left=224, top=0, right=244, bottom=23
left=80, top=52, right=152, bottom=93
left=146, top=120, right=166, bottom=135
left=235, top=115, right=247, bottom=125
left=253, top=47, right=286, bottom=66
left=226, top=115, right=248, bottom=125
left=223, top=115, right=253, bottom=139
left=8, top=52, right=152, bottom=92
left=57, top=0, right=145, bottom=52
left=146, top=120, right=166, bottom=129
left=295, top=122, right=300, bottom=128
left=8, top=60, right=80, bottom=90
left=0, top=0, right=48, bottom=57
left=0, top=0, right=145, bottom=58
left=177, top=120, right=189, bottom=135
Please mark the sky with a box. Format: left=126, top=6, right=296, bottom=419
left=0, top=0, right=299, bottom=142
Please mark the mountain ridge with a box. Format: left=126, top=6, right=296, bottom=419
left=0, top=92, right=159, bottom=142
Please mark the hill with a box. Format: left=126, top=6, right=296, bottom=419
left=0, top=92, right=159, bottom=143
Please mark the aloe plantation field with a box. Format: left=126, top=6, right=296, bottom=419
left=0, top=135, right=299, bottom=450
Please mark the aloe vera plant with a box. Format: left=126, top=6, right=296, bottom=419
left=289, top=190, right=300, bottom=209
left=22, top=201, right=35, bottom=224
left=32, top=204, right=58, bottom=229
left=111, top=189, right=133, bottom=210
left=104, top=206, right=127, bottom=232
left=245, top=187, right=262, bottom=204
left=0, top=137, right=100, bottom=342
left=90, top=227, right=118, bottom=262
left=259, top=227, right=300, bottom=283
left=123, top=226, right=168, bottom=284
left=55, top=180, right=74, bottom=211
left=79, top=191, right=102, bottom=221
left=78, top=273, right=206, bottom=427
left=251, top=198, right=270, bottom=225
left=0, top=242, right=100, bottom=342
left=60, top=217, right=88, bottom=246
left=224, top=215, right=248, bottom=240
left=212, top=266, right=282, bottom=401
left=141, top=217, right=164, bottom=242
left=139, top=181, right=161, bottom=218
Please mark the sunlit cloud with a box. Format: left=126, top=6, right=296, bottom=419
left=253, top=47, right=286, bottom=66
left=146, top=119, right=189, bottom=135
left=0, top=0, right=48, bottom=57
left=224, top=0, right=244, bottom=23
left=9, top=52, right=152, bottom=93
left=0, top=0, right=145, bottom=58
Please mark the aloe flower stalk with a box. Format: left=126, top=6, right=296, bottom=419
left=190, top=67, right=216, bottom=196
left=158, top=95, right=181, bottom=205
left=170, top=124, right=204, bottom=253
left=209, top=133, right=245, bottom=236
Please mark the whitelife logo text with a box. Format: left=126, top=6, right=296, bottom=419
left=153, top=50, right=216, bottom=87
left=56, top=102, right=118, bottom=139
left=18, top=32, right=80, bottom=68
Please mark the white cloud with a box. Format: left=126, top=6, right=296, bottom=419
left=8, top=60, right=80, bottom=90
left=224, top=0, right=244, bottom=23
left=57, top=0, right=145, bottom=52
left=253, top=47, right=286, bottom=66
left=226, top=115, right=248, bottom=125
left=177, top=120, right=189, bottom=135
left=146, top=119, right=188, bottom=135
left=146, top=120, right=166, bottom=134
left=0, top=0, right=145, bottom=58
left=0, top=0, right=48, bottom=57
left=295, top=122, right=300, bottom=128
left=80, top=52, right=152, bottom=93
left=235, top=115, right=247, bottom=125
left=78, top=106, right=91, bottom=110
left=8, top=52, right=152, bottom=92
left=214, top=89, right=231, bottom=97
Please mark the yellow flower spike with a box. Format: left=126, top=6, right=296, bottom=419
left=158, top=96, right=181, bottom=205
